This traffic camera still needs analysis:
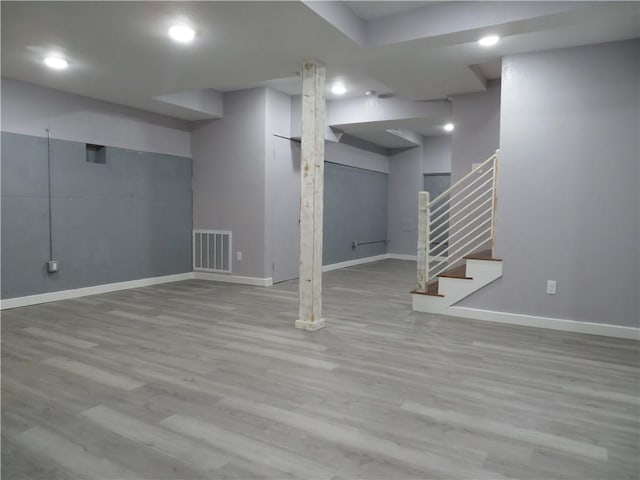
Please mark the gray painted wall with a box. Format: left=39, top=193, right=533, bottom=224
left=1, top=78, right=191, bottom=158
left=423, top=135, right=452, bottom=174
left=191, top=88, right=268, bottom=278
left=1, top=132, right=192, bottom=299
left=387, top=145, right=423, bottom=256
left=460, top=40, right=640, bottom=328
left=450, top=80, right=500, bottom=183
left=324, top=162, right=388, bottom=265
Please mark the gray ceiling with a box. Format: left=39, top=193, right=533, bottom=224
left=343, top=1, right=438, bottom=20
left=2, top=1, right=638, bottom=146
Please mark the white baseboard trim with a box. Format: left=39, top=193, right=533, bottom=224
left=322, top=254, right=389, bottom=272
left=387, top=254, right=447, bottom=263
left=193, top=271, right=273, bottom=287
left=446, top=306, right=640, bottom=340
left=387, top=254, right=417, bottom=261
left=1, top=254, right=416, bottom=310
left=0, top=273, right=194, bottom=310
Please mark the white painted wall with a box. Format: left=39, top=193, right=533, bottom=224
left=387, top=145, right=423, bottom=256
left=1, top=78, right=191, bottom=157
left=327, top=96, right=450, bottom=127
left=291, top=95, right=390, bottom=173
left=291, top=95, right=341, bottom=142
left=450, top=81, right=500, bottom=183
left=193, top=87, right=392, bottom=281
left=325, top=141, right=389, bottom=173
left=265, top=88, right=295, bottom=281
left=459, top=40, right=640, bottom=328
left=423, top=135, right=451, bottom=174
left=192, top=88, right=268, bottom=278
left=154, top=88, right=224, bottom=119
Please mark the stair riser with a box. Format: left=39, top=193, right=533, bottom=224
left=465, top=259, right=502, bottom=279
left=439, top=277, right=486, bottom=301
left=412, top=294, right=449, bottom=314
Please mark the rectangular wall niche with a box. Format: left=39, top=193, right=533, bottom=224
left=86, top=144, right=106, bottom=164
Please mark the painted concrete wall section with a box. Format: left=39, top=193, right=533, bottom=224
left=450, top=80, right=500, bottom=183
left=192, top=88, right=268, bottom=278
left=324, top=162, right=388, bottom=265
left=387, top=144, right=423, bottom=256
left=423, top=135, right=452, bottom=174
left=1, top=132, right=192, bottom=299
left=1, top=78, right=191, bottom=158
left=459, top=40, right=640, bottom=328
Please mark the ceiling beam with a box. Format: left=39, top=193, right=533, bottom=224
left=365, top=2, right=598, bottom=47
left=302, top=1, right=366, bottom=47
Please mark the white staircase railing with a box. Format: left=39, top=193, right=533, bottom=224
left=416, top=149, right=499, bottom=292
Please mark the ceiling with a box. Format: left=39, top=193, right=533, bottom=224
left=343, top=1, right=439, bottom=20
left=2, top=1, right=638, bottom=147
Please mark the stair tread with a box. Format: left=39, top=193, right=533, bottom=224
left=463, top=249, right=502, bottom=262
left=437, top=264, right=472, bottom=280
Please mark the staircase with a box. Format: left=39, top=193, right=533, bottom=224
left=412, top=250, right=502, bottom=313
left=412, top=150, right=503, bottom=314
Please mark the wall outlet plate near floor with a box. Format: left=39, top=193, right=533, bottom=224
left=47, top=260, right=59, bottom=273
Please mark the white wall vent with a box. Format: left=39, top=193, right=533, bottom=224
left=193, top=230, right=232, bottom=273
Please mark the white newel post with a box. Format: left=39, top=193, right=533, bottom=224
left=295, top=61, right=326, bottom=331
left=416, top=191, right=430, bottom=292
left=491, top=148, right=500, bottom=257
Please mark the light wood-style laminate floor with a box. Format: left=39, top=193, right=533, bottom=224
left=2, top=260, right=639, bottom=479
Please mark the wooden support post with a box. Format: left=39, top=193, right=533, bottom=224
left=416, top=191, right=430, bottom=292
left=491, top=149, right=500, bottom=257
left=295, top=61, right=326, bottom=331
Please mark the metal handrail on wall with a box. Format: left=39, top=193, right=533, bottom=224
left=352, top=239, right=387, bottom=248
left=416, top=149, right=500, bottom=292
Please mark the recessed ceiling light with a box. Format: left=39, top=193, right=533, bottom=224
left=478, top=35, right=500, bottom=47
left=169, top=24, right=195, bottom=43
left=44, top=56, right=68, bottom=70
left=331, top=83, right=346, bottom=95
left=444, top=123, right=455, bottom=132
left=365, top=90, right=376, bottom=96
